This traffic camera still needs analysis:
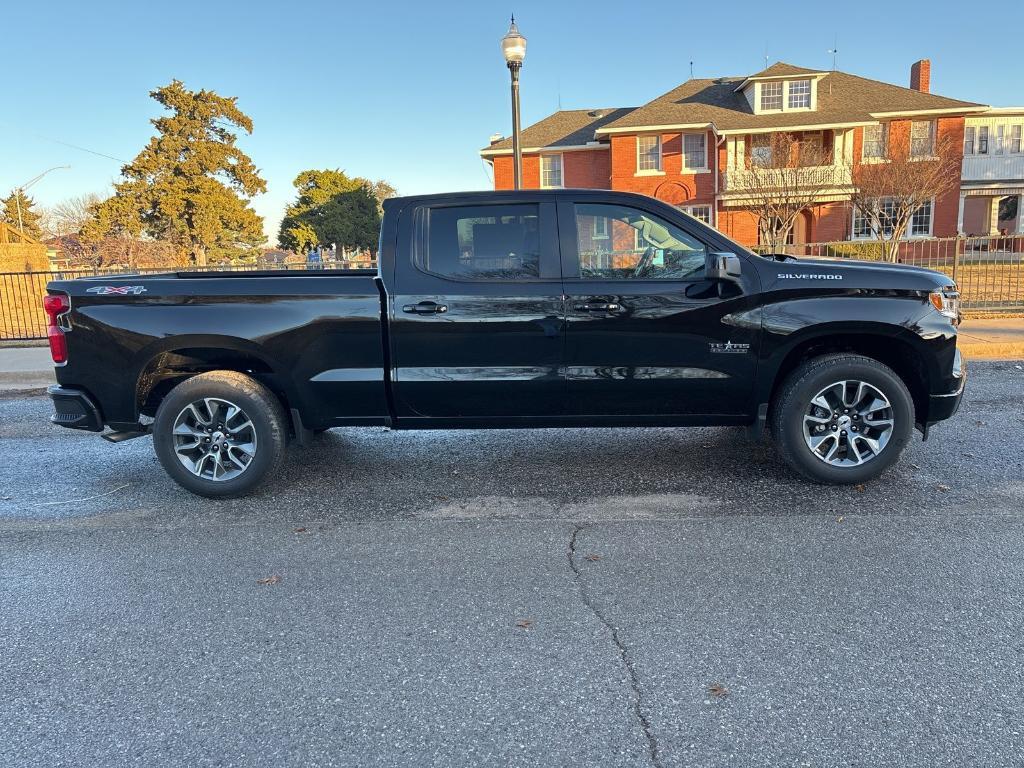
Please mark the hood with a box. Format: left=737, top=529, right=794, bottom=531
left=756, top=254, right=955, bottom=292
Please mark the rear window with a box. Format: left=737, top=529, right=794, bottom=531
left=421, top=204, right=541, bottom=280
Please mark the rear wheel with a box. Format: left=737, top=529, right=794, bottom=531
left=153, top=371, right=287, bottom=498
left=771, top=354, right=914, bottom=484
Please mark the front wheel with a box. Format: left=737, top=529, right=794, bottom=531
left=153, top=371, right=288, bottom=498
left=771, top=354, right=914, bottom=485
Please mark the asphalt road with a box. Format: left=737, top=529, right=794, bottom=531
left=2, top=361, right=1023, bottom=767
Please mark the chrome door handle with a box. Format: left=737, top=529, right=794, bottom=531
left=573, top=302, right=621, bottom=312
left=403, top=301, right=448, bottom=314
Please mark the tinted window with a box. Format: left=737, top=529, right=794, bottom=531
left=423, top=204, right=541, bottom=280
left=573, top=203, right=707, bottom=280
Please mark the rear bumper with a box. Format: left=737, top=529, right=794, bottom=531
left=48, top=385, right=104, bottom=432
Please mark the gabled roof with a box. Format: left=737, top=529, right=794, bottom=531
left=734, top=62, right=827, bottom=90
left=597, top=66, right=984, bottom=134
left=482, top=107, right=636, bottom=153
left=749, top=62, right=825, bottom=79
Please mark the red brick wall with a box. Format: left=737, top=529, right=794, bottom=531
left=933, top=117, right=965, bottom=237
left=851, top=117, right=964, bottom=237
left=492, top=150, right=610, bottom=190
left=815, top=202, right=852, bottom=242
left=492, top=154, right=539, bottom=189
left=718, top=209, right=759, bottom=244
left=565, top=150, right=611, bottom=188
left=609, top=132, right=717, bottom=205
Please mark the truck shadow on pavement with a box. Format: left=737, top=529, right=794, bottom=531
left=2, top=363, right=1018, bottom=525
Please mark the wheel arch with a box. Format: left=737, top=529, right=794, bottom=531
left=760, top=324, right=931, bottom=425
left=134, top=336, right=296, bottom=419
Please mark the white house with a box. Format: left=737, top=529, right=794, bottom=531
left=959, top=107, right=1024, bottom=235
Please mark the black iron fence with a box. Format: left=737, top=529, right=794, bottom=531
left=2, top=238, right=1022, bottom=340
left=0, top=262, right=376, bottom=341
left=756, top=234, right=1024, bottom=312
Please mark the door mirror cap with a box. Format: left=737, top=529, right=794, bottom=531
left=706, top=252, right=742, bottom=281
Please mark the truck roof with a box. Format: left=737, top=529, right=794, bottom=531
left=383, top=189, right=660, bottom=210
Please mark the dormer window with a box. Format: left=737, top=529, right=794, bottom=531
left=788, top=80, right=811, bottom=109
left=760, top=82, right=783, bottom=111
left=753, top=79, right=817, bottom=114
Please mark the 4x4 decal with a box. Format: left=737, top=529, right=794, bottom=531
left=86, top=286, right=148, bottom=295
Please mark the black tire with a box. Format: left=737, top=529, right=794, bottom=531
left=153, top=371, right=288, bottom=498
left=771, top=354, right=914, bottom=485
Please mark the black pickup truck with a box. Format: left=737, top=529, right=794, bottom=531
left=44, top=190, right=965, bottom=497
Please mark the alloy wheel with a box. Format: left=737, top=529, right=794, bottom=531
left=802, top=380, right=895, bottom=467
left=171, top=397, right=257, bottom=481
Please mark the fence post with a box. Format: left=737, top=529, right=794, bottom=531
left=952, top=235, right=961, bottom=286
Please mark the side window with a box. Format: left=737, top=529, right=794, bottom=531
left=573, top=203, right=707, bottom=280
left=421, top=204, right=540, bottom=280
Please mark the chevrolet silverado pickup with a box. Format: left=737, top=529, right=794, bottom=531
left=44, top=190, right=965, bottom=497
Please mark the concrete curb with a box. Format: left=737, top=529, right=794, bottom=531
left=0, top=387, right=48, bottom=399
left=958, top=342, right=1024, bottom=361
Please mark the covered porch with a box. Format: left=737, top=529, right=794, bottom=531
left=958, top=187, right=1023, bottom=236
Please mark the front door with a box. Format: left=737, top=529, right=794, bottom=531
left=389, top=199, right=565, bottom=420
left=558, top=197, right=759, bottom=417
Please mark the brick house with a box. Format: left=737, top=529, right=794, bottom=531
left=481, top=61, right=986, bottom=247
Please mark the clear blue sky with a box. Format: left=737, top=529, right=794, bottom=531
left=3, top=0, right=1022, bottom=245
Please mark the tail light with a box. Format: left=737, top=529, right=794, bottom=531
left=43, top=293, right=71, bottom=364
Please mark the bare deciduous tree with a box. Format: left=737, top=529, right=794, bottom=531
left=850, top=128, right=960, bottom=262
left=42, top=193, right=105, bottom=239
left=739, top=132, right=844, bottom=252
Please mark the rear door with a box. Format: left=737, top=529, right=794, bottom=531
left=389, top=197, right=565, bottom=420
left=558, top=195, right=759, bottom=417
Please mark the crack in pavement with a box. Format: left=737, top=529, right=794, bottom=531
left=568, top=524, right=665, bottom=768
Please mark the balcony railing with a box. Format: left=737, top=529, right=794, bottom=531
left=961, top=154, right=1024, bottom=182
left=719, top=164, right=853, bottom=193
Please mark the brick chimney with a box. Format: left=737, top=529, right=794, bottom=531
left=910, top=59, right=930, bottom=93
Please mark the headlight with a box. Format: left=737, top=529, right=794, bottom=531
left=929, top=288, right=960, bottom=322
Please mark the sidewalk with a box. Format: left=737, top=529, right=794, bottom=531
left=0, top=346, right=55, bottom=394
left=1, top=319, right=1022, bottom=395
left=956, top=317, right=1024, bottom=359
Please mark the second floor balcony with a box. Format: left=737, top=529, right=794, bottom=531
left=962, top=153, right=1024, bottom=183
left=719, top=163, right=854, bottom=196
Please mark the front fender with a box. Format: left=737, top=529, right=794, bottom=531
left=753, top=294, right=955, bottom=406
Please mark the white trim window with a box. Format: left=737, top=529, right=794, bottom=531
left=750, top=134, right=772, bottom=167
left=788, top=80, right=811, bottom=109
left=995, top=125, right=1005, bottom=155
left=760, top=81, right=783, bottom=111
left=592, top=216, right=609, bottom=239
left=978, top=126, right=989, bottom=154
left=680, top=204, right=712, bottom=224
left=1011, top=125, right=1023, bottom=154
left=637, top=135, right=663, bottom=173
left=863, top=124, right=888, bottom=160
left=964, top=126, right=976, bottom=155
left=910, top=200, right=933, bottom=237
left=540, top=154, right=563, bottom=188
left=853, top=199, right=895, bottom=238
left=853, top=198, right=933, bottom=239
left=682, top=133, right=707, bottom=171
left=910, top=121, right=935, bottom=158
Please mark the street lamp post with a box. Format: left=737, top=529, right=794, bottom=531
left=14, top=166, right=70, bottom=235
left=501, top=16, right=527, bottom=190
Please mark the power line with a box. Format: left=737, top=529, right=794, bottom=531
left=0, top=121, right=128, bottom=163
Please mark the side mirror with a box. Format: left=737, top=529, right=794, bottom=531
left=706, top=251, right=743, bottom=281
